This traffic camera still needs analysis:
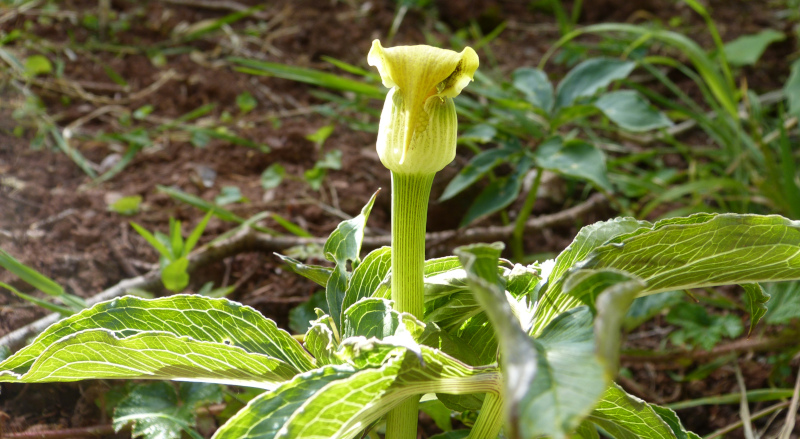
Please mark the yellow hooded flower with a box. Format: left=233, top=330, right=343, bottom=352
left=368, top=40, right=479, bottom=175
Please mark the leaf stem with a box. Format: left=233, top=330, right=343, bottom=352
left=511, top=168, right=543, bottom=260
left=385, top=172, right=434, bottom=439
left=467, top=392, right=505, bottom=439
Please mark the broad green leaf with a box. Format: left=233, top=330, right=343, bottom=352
left=323, top=190, right=378, bottom=266
left=512, top=67, right=554, bottom=112
left=553, top=58, right=635, bottom=111
left=459, top=124, right=496, bottom=143
left=305, top=313, right=337, bottom=366
left=583, top=214, right=800, bottom=294
left=288, top=291, right=329, bottom=335
left=213, top=365, right=358, bottom=439
left=215, top=348, right=500, bottom=439
left=723, top=29, right=785, bottom=66
left=453, top=312, right=498, bottom=366
left=162, top=257, right=189, bottom=292
left=649, top=405, right=702, bottom=439
left=419, top=398, right=453, bottom=432
left=115, top=382, right=222, bottom=439
left=588, top=383, right=677, bottom=439
left=590, top=271, right=645, bottom=374
left=341, top=247, right=392, bottom=314
left=326, top=264, right=349, bottom=338
left=0, top=295, right=314, bottom=375
left=594, top=90, right=673, bottom=132
left=439, top=148, right=514, bottom=202
left=460, top=154, right=533, bottom=226
left=741, top=283, right=770, bottom=335
left=341, top=298, right=424, bottom=340
left=786, top=59, right=800, bottom=118
left=456, top=243, right=608, bottom=439
left=763, top=281, right=800, bottom=324
left=0, top=330, right=297, bottom=388
left=275, top=254, right=332, bottom=288
left=535, top=137, right=613, bottom=193
left=573, top=421, right=600, bottom=439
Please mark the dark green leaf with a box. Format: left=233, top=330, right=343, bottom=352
left=786, top=59, right=800, bottom=118
left=594, top=90, right=673, bottom=132
left=741, top=283, right=770, bottom=335
left=460, top=155, right=533, bottom=226
left=763, top=281, right=800, bottom=324
left=535, top=137, right=612, bottom=193
left=439, top=148, right=514, bottom=201
left=554, top=58, right=636, bottom=110
left=288, top=290, right=328, bottom=334
left=723, top=29, right=785, bottom=66
left=275, top=253, right=332, bottom=288
left=512, top=67, right=554, bottom=111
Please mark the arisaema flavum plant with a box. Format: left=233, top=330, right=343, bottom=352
left=1, top=41, right=800, bottom=439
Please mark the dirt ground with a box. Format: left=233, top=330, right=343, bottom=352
left=0, top=0, right=798, bottom=437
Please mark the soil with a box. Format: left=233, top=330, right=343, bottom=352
left=0, top=0, right=798, bottom=438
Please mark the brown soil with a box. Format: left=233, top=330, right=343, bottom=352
left=0, top=0, right=798, bottom=438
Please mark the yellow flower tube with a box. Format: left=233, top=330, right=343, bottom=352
left=368, top=40, right=479, bottom=439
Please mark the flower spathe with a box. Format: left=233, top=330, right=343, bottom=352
left=368, top=40, right=479, bottom=175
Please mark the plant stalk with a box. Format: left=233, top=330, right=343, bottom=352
left=385, top=172, right=435, bottom=439
left=511, top=168, right=543, bottom=260
left=467, top=392, right=505, bottom=439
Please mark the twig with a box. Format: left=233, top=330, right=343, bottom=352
left=705, top=401, right=791, bottom=439
left=734, top=363, right=756, bottom=439
left=621, top=327, right=800, bottom=364
left=0, top=424, right=117, bottom=439
left=0, top=194, right=606, bottom=353
left=778, top=362, right=800, bottom=439
left=159, top=0, right=273, bottom=20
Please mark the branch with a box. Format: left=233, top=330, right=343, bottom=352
left=0, top=194, right=606, bottom=353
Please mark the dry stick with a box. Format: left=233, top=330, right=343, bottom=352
left=705, top=401, right=792, bottom=439
left=0, top=424, right=117, bottom=439
left=778, top=362, right=800, bottom=439
left=621, top=328, right=800, bottom=365
left=0, top=193, right=605, bottom=353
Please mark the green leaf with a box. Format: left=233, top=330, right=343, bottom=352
left=306, top=125, right=335, bottom=146
left=214, top=348, right=499, bottom=439
left=316, top=149, right=342, bottom=170
left=723, top=29, right=785, bottom=66
left=161, top=257, right=189, bottom=292
left=236, top=91, right=257, bottom=114
left=0, top=295, right=314, bottom=376
left=588, top=383, right=678, bottom=439
left=0, top=249, right=66, bottom=299
left=304, top=313, right=337, bottom=366
left=341, top=298, right=424, bottom=340
left=623, top=291, right=684, bottom=331
left=459, top=124, right=496, bottom=143
left=763, top=281, right=800, bottom=324
left=228, top=57, right=386, bottom=99
left=131, top=222, right=173, bottom=260
left=650, top=405, right=702, bottom=439
left=460, top=154, right=533, bottom=226
left=553, top=58, right=636, bottom=111
left=341, top=246, right=392, bottom=314
left=275, top=254, right=332, bottom=288
left=0, top=281, right=74, bottom=315
left=786, top=59, right=800, bottom=118
left=439, top=148, right=514, bottom=201
left=512, top=67, right=554, bottom=112
left=456, top=243, right=608, bottom=439
left=288, top=291, right=329, bottom=334
left=323, top=190, right=378, bottom=266
left=215, top=186, right=248, bottom=206
left=582, top=214, right=800, bottom=295
left=24, top=54, right=52, bottom=77
left=114, top=382, right=197, bottom=439
left=184, top=211, right=213, bottom=255
left=594, top=90, right=673, bottom=132
left=535, top=137, right=613, bottom=193
left=108, top=195, right=143, bottom=216
left=666, top=302, right=743, bottom=351
left=261, top=163, right=286, bottom=190
left=0, top=329, right=297, bottom=388
left=742, top=283, right=770, bottom=335
left=420, top=397, right=453, bottom=432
